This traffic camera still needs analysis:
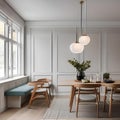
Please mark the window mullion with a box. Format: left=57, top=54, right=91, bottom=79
left=11, top=29, right=13, bottom=77
left=11, top=42, right=13, bottom=77
left=5, top=23, right=9, bottom=78
left=17, top=31, right=20, bottom=75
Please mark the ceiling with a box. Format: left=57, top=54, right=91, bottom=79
left=5, top=0, right=120, bottom=22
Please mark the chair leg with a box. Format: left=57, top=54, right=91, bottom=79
left=109, top=94, right=112, bottom=117
left=28, top=97, right=33, bottom=108
left=45, top=91, right=50, bottom=107
left=46, top=88, right=51, bottom=102
left=96, top=94, right=99, bottom=118
left=103, top=95, right=106, bottom=112
left=98, top=92, right=100, bottom=102
left=103, top=87, right=107, bottom=112
left=49, top=87, right=52, bottom=99
left=76, top=94, right=80, bottom=117
left=28, top=92, right=35, bottom=108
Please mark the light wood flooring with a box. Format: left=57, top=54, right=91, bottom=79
left=0, top=98, right=48, bottom=120
left=0, top=95, right=120, bottom=120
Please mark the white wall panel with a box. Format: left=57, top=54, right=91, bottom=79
left=110, top=74, right=120, bottom=80
left=84, top=32, right=101, bottom=73
left=57, top=75, right=76, bottom=92
left=31, top=29, right=52, bottom=74
left=57, top=29, right=78, bottom=73
left=106, top=31, right=120, bottom=74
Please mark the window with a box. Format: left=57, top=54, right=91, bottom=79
left=0, top=13, right=24, bottom=79
left=0, top=38, right=4, bottom=77
left=0, top=21, right=4, bottom=35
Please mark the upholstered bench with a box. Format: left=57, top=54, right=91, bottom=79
left=5, top=84, right=33, bottom=108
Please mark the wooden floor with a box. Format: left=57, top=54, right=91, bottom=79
left=0, top=95, right=120, bottom=120
left=0, top=98, right=48, bottom=120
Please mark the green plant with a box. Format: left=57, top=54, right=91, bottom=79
left=68, top=58, right=91, bottom=72
left=103, top=73, right=110, bottom=79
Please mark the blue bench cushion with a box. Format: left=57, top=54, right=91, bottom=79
left=5, top=84, right=33, bottom=96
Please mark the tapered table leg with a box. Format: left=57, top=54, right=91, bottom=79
left=69, top=86, right=76, bottom=112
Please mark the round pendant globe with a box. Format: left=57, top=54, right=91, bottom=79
left=70, top=43, right=84, bottom=53
left=79, top=35, right=90, bottom=45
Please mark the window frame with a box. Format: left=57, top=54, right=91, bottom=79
left=0, top=12, right=24, bottom=80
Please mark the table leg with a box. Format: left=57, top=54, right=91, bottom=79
left=69, top=86, right=76, bottom=112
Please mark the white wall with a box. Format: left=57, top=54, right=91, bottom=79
left=25, top=22, right=120, bottom=94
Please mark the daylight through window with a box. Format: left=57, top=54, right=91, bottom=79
left=0, top=13, right=24, bottom=79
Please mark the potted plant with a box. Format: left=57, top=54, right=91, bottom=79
left=103, top=73, right=110, bottom=80
left=68, top=58, right=91, bottom=80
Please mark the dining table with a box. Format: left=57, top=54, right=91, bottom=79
left=58, top=79, right=120, bottom=113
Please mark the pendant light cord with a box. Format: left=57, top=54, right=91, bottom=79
left=80, top=0, right=84, bottom=35
left=86, top=0, right=88, bottom=34
left=76, top=28, right=78, bottom=43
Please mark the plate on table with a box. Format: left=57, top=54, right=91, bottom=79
left=104, top=80, right=114, bottom=83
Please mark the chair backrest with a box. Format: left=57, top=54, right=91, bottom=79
left=113, top=84, right=120, bottom=88
left=37, top=78, right=51, bottom=84
left=28, top=81, right=44, bottom=91
left=74, top=83, right=101, bottom=95
left=102, top=83, right=120, bottom=91
left=28, top=81, right=44, bottom=86
left=74, top=83, right=101, bottom=88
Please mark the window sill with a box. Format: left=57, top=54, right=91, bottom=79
left=0, top=76, right=28, bottom=84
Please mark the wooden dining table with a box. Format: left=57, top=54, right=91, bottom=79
left=58, top=79, right=120, bottom=113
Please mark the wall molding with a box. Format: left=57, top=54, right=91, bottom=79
left=25, top=21, right=120, bottom=28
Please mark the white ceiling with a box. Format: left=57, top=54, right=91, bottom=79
left=5, top=0, right=120, bottom=22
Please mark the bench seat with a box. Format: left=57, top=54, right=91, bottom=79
left=5, top=84, right=33, bottom=108
left=5, top=84, right=33, bottom=96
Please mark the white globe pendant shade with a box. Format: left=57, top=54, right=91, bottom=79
left=70, top=42, right=84, bottom=53
left=79, top=35, right=90, bottom=45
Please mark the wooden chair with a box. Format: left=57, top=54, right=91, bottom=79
left=103, top=83, right=120, bottom=117
left=37, top=78, right=53, bottom=99
left=28, top=81, right=50, bottom=108
left=74, top=83, right=101, bottom=117
left=69, top=85, right=98, bottom=112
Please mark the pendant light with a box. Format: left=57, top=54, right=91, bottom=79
left=70, top=29, right=84, bottom=54
left=70, top=42, right=84, bottom=54
left=79, top=0, right=90, bottom=46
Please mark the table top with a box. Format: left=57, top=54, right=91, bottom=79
left=58, top=79, right=120, bottom=86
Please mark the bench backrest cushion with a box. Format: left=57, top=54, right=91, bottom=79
left=5, top=84, right=33, bottom=96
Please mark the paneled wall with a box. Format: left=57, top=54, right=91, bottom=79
left=25, top=24, right=120, bottom=94
left=106, top=31, right=120, bottom=79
